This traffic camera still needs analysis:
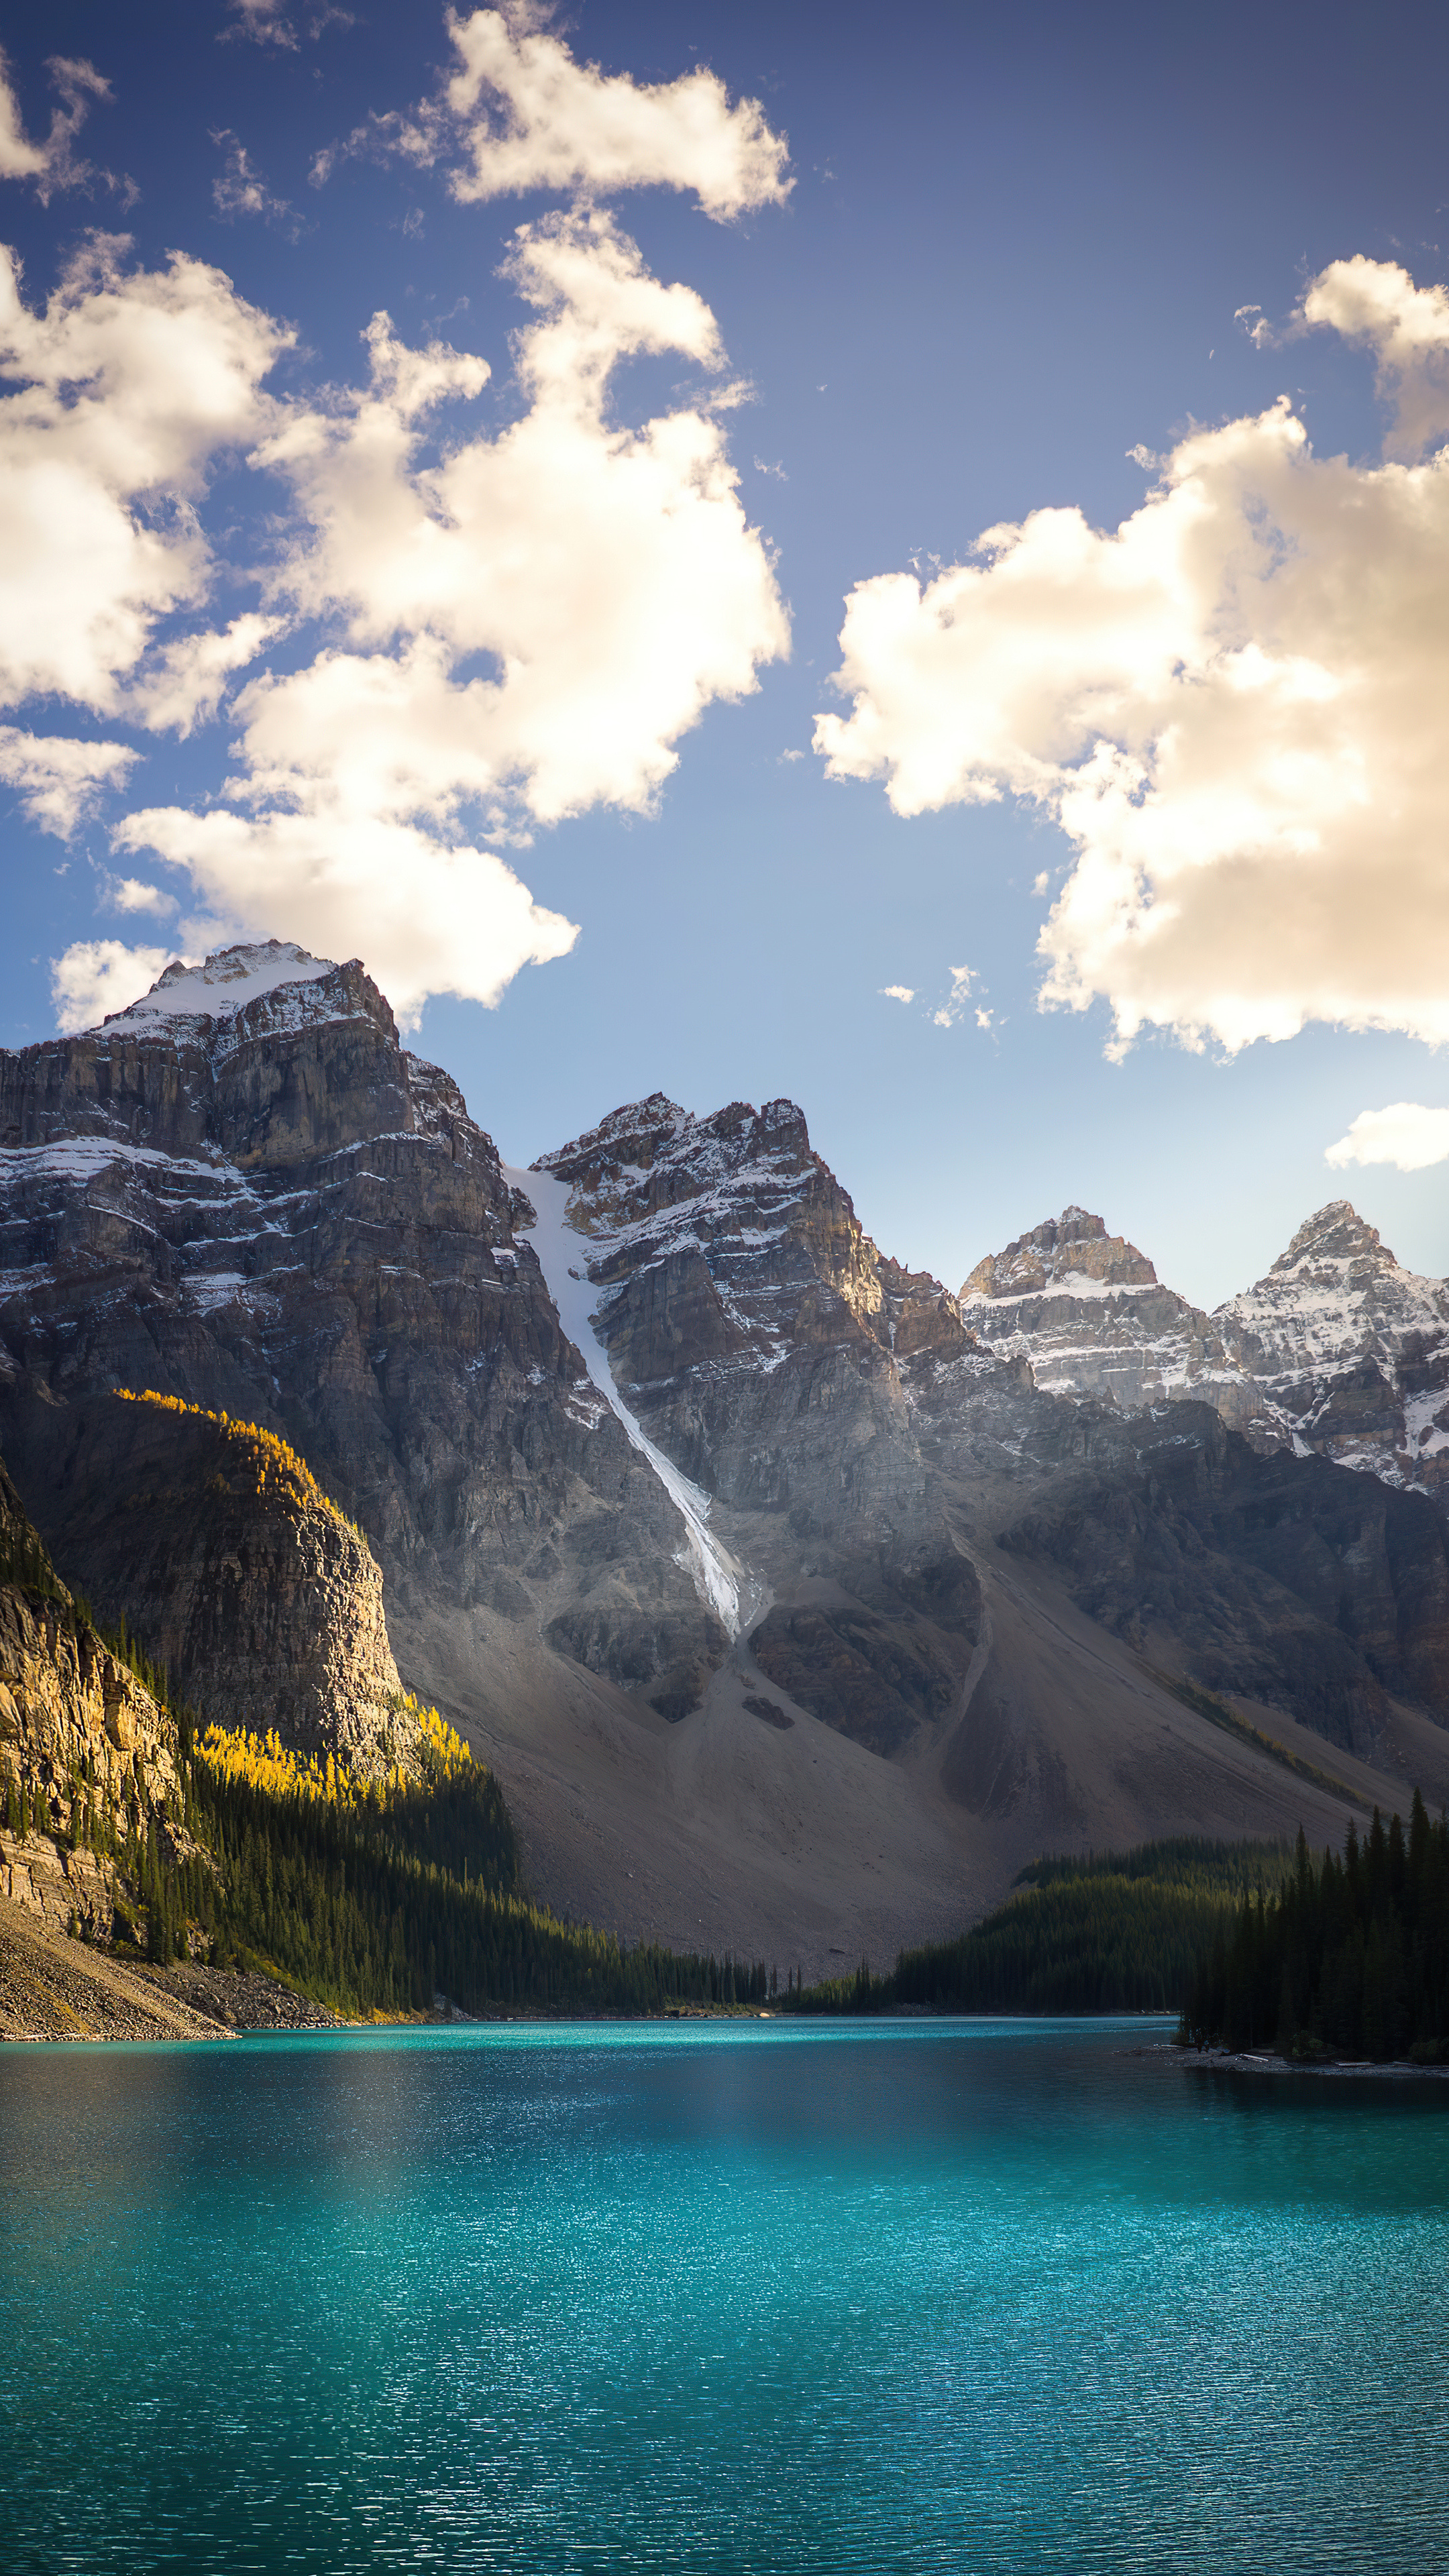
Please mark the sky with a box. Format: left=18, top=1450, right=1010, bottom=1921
left=4, top=0, right=1449, bottom=1311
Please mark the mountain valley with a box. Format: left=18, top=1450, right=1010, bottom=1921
left=3, top=944, right=1449, bottom=1981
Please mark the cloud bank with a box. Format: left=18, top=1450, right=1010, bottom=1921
left=0, top=13, right=790, bottom=1033
left=818, top=256, right=1449, bottom=1060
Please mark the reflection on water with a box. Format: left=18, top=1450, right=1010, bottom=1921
left=1, top=2021, right=1446, bottom=2573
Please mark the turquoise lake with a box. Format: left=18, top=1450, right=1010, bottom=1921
left=2, top=2019, right=1447, bottom=2572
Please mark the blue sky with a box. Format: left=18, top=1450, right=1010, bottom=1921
left=4, top=0, right=1449, bottom=1309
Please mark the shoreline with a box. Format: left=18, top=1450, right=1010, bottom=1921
left=1152, top=2040, right=1449, bottom=2083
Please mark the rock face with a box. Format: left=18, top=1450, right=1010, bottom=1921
left=963, top=1198, right=1449, bottom=1507
left=991, top=1402, right=1449, bottom=1760
left=1, top=1391, right=409, bottom=1770
left=536, top=1095, right=982, bottom=1757
left=961, top=1207, right=1263, bottom=1429
left=1215, top=1203, right=1449, bottom=1500
left=0, top=1458, right=182, bottom=1939
left=0, top=943, right=722, bottom=1741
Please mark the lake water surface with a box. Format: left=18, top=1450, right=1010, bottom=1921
left=2, top=2019, right=1446, bottom=2573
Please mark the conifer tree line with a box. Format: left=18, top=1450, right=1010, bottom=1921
left=1181, top=1800, right=1449, bottom=2061
left=136, top=1750, right=773, bottom=2017
left=784, top=1839, right=1299, bottom=2017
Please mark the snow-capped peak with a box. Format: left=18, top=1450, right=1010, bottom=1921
left=99, top=941, right=339, bottom=1036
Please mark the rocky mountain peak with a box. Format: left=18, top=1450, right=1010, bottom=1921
left=97, top=941, right=346, bottom=1038
left=1267, top=1200, right=1397, bottom=1279
left=961, top=1207, right=1159, bottom=1302
left=1, top=943, right=412, bottom=1166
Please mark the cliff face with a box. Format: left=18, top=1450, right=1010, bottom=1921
left=961, top=1207, right=1263, bottom=1430
left=1215, top=1203, right=1449, bottom=1500
left=991, top=1401, right=1449, bottom=1760
left=538, top=1091, right=968, bottom=1513
left=961, top=1199, right=1449, bottom=1509
left=0, top=945, right=722, bottom=1740
left=8, top=1393, right=409, bottom=1770
left=0, top=1460, right=182, bottom=1938
left=8, top=951, right=1449, bottom=1973
left=534, top=1095, right=985, bottom=1757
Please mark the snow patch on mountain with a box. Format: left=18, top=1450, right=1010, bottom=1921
left=504, top=1161, right=746, bottom=1636
left=1216, top=1202, right=1449, bottom=1378
left=97, top=941, right=337, bottom=1037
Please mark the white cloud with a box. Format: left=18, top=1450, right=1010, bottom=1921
left=1301, top=255, right=1449, bottom=455
left=109, top=211, right=784, bottom=1016
left=14, top=25, right=788, bottom=1038
left=356, top=3, right=791, bottom=220
left=108, top=875, right=176, bottom=917
left=50, top=937, right=176, bottom=1033
left=109, top=806, right=577, bottom=1027
left=0, top=48, right=48, bottom=181
left=932, top=963, right=977, bottom=1028
left=818, top=256, right=1449, bottom=1060
left=879, top=983, right=914, bottom=1004
left=1325, top=1102, right=1449, bottom=1173
left=0, top=50, right=113, bottom=203
left=223, top=211, right=785, bottom=824
left=211, top=132, right=295, bottom=228
left=0, top=725, right=138, bottom=835
left=0, top=235, right=290, bottom=714
left=123, top=613, right=283, bottom=736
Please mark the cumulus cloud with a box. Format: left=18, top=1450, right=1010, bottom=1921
left=0, top=725, right=138, bottom=835
left=19, top=18, right=789, bottom=1034
left=0, top=235, right=290, bottom=714
left=101, top=209, right=784, bottom=1014
left=879, top=983, right=914, bottom=1004
left=178, top=209, right=784, bottom=827
left=123, top=614, right=283, bottom=736
left=111, top=806, right=577, bottom=1026
left=339, top=3, right=791, bottom=219
left=107, top=875, right=177, bottom=916
left=1301, top=254, right=1449, bottom=456
left=1325, top=1103, right=1449, bottom=1173
left=50, top=937, right=176, bottom=1034
left=818, top=256, right=1449, bottom=1059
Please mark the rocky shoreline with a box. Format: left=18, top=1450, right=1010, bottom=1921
left=0, top=1898, right=339, bottom=2042
left=1148, top=2040, right=1449, bottom=2082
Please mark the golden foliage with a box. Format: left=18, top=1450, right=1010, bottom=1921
left=115, top=1388, right=365, bottom=1543
left=402, top=1690, right=473, bottom=1779
left=197, top=1696, right=471, bottom=1812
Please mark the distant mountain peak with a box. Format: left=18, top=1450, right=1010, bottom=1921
left=961, top=1207, right=1158, bottom=1303
left=1268, top=1201, right=1395, bottom=1276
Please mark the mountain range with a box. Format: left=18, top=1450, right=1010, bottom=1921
left=961, top=1201, right=1449, bottom=1501
left=3, top=941, right=1449, bottom=1977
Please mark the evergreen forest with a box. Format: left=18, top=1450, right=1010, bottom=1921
left=1180, top=1801, right=1449, bottom=2061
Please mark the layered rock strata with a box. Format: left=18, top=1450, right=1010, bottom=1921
left=0, top=945, right=722, bottom=1733
left=963, top=1199, right=1449, bottom=1509
left=1216, top=1203, right=1449, bottom=1501
left=961, top=1207, right=1263, bottom=1428
left=535, top=1095, right=983, bottom=1756
left=6, top=1391, right=411, bottom=1770
left=0, top=1459, right=183, bottom=1938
